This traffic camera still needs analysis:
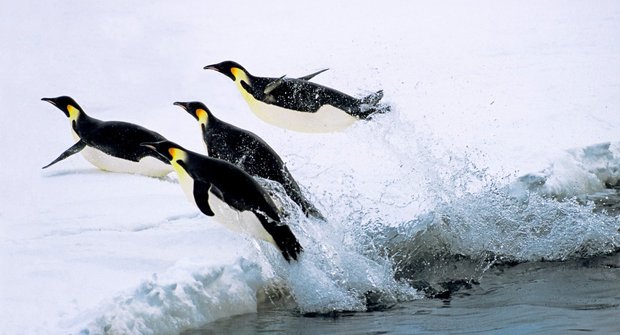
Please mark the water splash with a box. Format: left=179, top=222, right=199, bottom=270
left=74, top=114, right=620, bottom=334
left=284, top=115, right=620, bottom=298
left=257, top=178, right=419, bottom=314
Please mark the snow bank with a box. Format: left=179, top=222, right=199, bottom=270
left=76, top=258, right=263, bottom=335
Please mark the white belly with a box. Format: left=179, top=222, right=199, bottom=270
left=238, top=89, right=357, bottom=133
left=173, top=164, right=276, bottom=245
left=207, top=189, right=276, bottom=245
left=80, top=146, right=172, bottom=177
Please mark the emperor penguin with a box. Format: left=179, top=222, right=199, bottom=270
left=41, top=96, right=173, bottom=177
left=141, top=140, right=303, bottom=262
left=174, top=101, right=325, bottom=220
left=204, top=61, right=389, bottom=133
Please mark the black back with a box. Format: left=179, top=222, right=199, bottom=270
left=204, top=115, right=324, bottom=219
left=180, top=151, right=303, bottom=261
left=75, top=114, right=169, bottom=163
left=183, top=152, right=280, bottom=220
left=243, top=76, right=364, bottom=115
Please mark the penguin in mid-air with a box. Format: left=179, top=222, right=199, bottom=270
left=41, top=96, right=173, bottom=177
left=204, top=61, right=389, bottom=133
left=174, top=101, right=325, bottom=220
left=141, top=140, right=303, bottom=262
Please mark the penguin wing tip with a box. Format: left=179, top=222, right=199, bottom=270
left=41, top=160, right=57, bottom=169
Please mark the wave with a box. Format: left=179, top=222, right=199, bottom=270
left=384, top=141, right=620, bottom=297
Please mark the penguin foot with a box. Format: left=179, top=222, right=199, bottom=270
left=272, top=225, right=304, bottom=262
left=357, top=90, right=391, bottom=119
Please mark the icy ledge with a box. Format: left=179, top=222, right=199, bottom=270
left=73, top=258, right=263, bottom=335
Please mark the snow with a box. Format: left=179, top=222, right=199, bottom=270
left=1, top=1, right=620, bottom=334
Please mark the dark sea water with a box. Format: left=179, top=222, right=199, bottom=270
left=184, top=252, right=620, bottom=334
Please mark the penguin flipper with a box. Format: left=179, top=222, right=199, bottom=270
left=193, top=181, right=216, bottom=216
left=42, top=140, right=87, bottom=169
left=298, top=68, right=329, bottom=81
left=264, top=75, right=287, bottom=95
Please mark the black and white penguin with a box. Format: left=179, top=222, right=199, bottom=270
left=204, top=61, right=389, bottom=133
left=141, top=140, right=303, bottom=262
left=41, top=96, right=172, bottom=177
left=174, top=101, right=324, bottom=220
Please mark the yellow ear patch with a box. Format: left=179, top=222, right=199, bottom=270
left=168, top=148, right=178, bottom=160
left=168, top=147, right=189, bottom=178
left=67, top=105, right=80, bottom=120
left=168, top=147, right=187, bottom=161
left=231, top=67, right=241, bottom=79
left=196, top=109, right=208, bottom=124
left=231, top=67, right=250, bottom=84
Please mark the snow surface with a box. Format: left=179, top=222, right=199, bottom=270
left=1, top=1, right=620, bottom=334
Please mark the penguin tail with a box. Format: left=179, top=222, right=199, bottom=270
left=280, top=173, right=326, bottom=221
left=304, top=205, right=326, bottom=221
left=357, top=90, right=391, bottom=119
left=297, top=196, right=326, bottom=221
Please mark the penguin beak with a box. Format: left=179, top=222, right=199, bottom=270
left=204, top=63, right=236, bottom=81
left=173, top=101, right=189, bottom=111
left=203, top=64, right=219, bottom=72
left=141, top=142, right=167, bottom=161
left=141, top=143, right=156, bottom=151
left=41, top=97, right=57, bottom=106
left=173, top=102, right=198, bottom=121
left=42, top=97, right=71, bottom=117
left=140, top=142, right=159, bottom=152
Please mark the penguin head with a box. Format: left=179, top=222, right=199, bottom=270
left=173, top=101, right=211, bottom=125
left=141, top=140, right=187, bottom=163
left=41, top=96, right=83, bottom=120
left=204, top=60, right=250, bottom=83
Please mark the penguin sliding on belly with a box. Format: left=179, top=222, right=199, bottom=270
left=174, top=101, right=325, bottom=220
left=204, top=61, right=389, bottom=133
left=41, top=96, right=172, bottom=177
left=141, top=140, right=303, bottom=262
